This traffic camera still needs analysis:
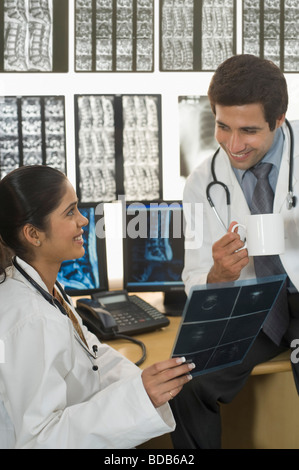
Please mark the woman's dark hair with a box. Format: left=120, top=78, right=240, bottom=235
left=0, top=165, right=67, bottom=282
left=208, top=54, right=288, bottom=131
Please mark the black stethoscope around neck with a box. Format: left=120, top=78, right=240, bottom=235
left=12, top=257, right=99, bottom=369
left=12, top=256, right=70, bottom=316
left=206, top=119, right=296, bottom=232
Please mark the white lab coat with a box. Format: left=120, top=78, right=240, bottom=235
left=183, top=120, right=299, bottom=294
left=0, top=258, right=175, bottom=449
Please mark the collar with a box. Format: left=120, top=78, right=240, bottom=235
left=235, top=126, right=285, bottom=181
left=13, top=256, right=51, bottom=294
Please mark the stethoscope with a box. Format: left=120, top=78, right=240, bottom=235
left=206, top=119, right=296, bottom=232
left=12, top=257, right=99, bottom=371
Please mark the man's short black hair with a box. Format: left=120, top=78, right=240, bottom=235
left=208, top=54, right=288, bottom=131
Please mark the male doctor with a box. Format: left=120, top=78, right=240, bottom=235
left=170, top=54, right=299, bottom=449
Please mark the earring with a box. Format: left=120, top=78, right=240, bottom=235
left=36, top=240, right=41, bottom=246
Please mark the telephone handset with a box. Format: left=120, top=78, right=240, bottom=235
left=76, top=298, right=119, bottom=340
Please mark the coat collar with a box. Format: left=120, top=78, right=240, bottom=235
left=12, top=256, right=51, bottom=295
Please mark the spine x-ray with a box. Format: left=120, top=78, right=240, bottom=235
left=0, top=0, right=68, bottom=72
left=58, top=207, right=101, bottom=293
left=160, top=0, right=236, bottom=71
left=4, top=0, right=53, bottom=71
left=243, top=0, right=299, bottom=72
left=75, top=94, right=162, bottom=203
left=125, top=204, right=184, bottom=286
left=0, top=96, right=66, bottom=180
left=75, top=0, right=154, bottom=72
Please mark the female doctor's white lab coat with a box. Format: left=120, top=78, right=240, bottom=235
left=0, top=258, right=175, bottom=449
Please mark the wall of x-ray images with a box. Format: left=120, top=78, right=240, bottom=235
left=0, top=0, right=298, bottom=285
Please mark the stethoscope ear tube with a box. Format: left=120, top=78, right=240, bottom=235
left=207, top=119, right=295, bottom=232
left=206, top=180, right=231, bottom=207
left=206, top=168, right=231, bottom=232
left=285, top=119, right=296, bottom=209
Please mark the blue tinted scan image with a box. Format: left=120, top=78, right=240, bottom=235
left=172, top=275, right=286, bottom=376
left=57, top=207, right=100, bottom=292
left=128, top=205, right=184, bottom=286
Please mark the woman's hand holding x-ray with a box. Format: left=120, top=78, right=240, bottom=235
left=142, top=357, right=194, bottom=408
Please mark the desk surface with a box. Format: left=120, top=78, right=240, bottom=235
left=105, top=292, right=182, bottom=368
left=92, top=292, right=291, bottom=374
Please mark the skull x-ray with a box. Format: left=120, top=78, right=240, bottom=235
left=0, top=96, right=66, bottom=180
left=75, top=0, right=154, bottom=72
left=75, top=94, right=162, bottom=203
left=160, top=0, right=236, bottom=71
left=243, top=0, right=299, bottom=72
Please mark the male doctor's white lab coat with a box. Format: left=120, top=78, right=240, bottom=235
left=183, top=121, right=299, bottom=294
left=0, top=258, right=175, bottom=449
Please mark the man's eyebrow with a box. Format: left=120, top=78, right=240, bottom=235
left=216, top=120, right=263, bottom=131
left=241, top=124, right=263, bottom=130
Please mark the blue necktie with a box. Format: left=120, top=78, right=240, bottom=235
left=250, top=163, right=288, bottom=345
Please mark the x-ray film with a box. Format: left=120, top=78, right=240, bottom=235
left=0, top=96, right=66, bottom=180
left=0, top=0, right=68, bottom=72
left=75, top=0, right=154, bottom=72
left=123, top=201, right=185, bottom=291
left=75, top=94, right=162, bottom=202
left=160, top=0, right=236, bottom=71
left=243, top=0, right=299, bottom=72
left=172, top=275, right=287, bottom=376
left=179, top=95, right=218, bottom=177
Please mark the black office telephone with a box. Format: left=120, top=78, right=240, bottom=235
left=76, top=291, right=169, bottom=340
left=76, top=293, right=170, bottom=366
left=76, top=298, right=119, bottom=340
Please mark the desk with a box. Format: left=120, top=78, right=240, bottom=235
left=101, top=292, right=298, bottom=449
left=104, top=292, right=182, bottom=368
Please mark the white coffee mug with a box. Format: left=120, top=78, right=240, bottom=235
left=231, top=213, right=285, bottom=256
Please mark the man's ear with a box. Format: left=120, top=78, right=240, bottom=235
left=22, top=224, right=42, bottom=247
left=276, top=114, right=286, bottom=129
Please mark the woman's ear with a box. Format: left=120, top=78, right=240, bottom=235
left=22, top=224, right=42, bottom=247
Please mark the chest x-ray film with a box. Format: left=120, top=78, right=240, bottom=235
left=172, top=275, right=286, bottom=376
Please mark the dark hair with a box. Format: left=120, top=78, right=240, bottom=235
left=0, top=165, right=67, bottom=282
left=208, top=54, right=288, bottom=131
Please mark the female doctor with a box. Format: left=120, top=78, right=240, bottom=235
left=0, top=165, right=193, bottom=449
